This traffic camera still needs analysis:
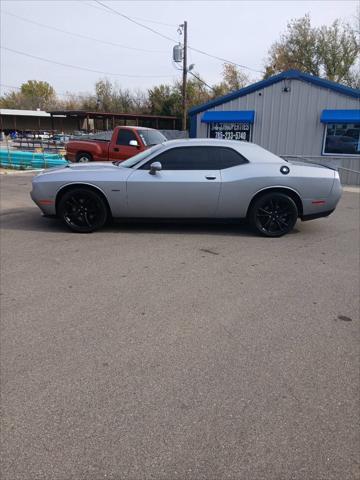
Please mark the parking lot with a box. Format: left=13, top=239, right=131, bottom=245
left=1, top=172, right=359, bottom=480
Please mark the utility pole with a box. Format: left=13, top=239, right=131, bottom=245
left=182, top=21, right=188, bottom=131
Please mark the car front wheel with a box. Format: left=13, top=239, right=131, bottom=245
left=58, top=188, right=108, bottom=233
left=249, top=192, right=298, bottom=237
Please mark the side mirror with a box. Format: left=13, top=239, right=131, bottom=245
left=149, top=161, right=162, bottom=175
left=129, top=139, right=139, bottom=147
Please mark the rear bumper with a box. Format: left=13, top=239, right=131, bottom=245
left=301, top=174, right=342, bottom=220
left=301, top=209, right=335, bottom=221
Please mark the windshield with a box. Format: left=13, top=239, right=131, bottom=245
left=116, top=143, right=163, bottom=168
left=137, top=129, right=167, bottom=146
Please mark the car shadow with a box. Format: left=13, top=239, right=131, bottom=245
left=1, top=207, right=303, bottom=237
left=0, top=207, right=262, bottom=237
left=105, top=218, right=257, bottom=237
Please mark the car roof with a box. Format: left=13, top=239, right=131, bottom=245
left=160, top=138, right=284, bottom=163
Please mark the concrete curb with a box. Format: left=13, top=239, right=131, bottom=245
left=343, top=186, right=360, bottom=193
left=0, top=169, right=43, bottom=175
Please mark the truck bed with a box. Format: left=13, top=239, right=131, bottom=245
left=72, top=131, right=113, bottom=142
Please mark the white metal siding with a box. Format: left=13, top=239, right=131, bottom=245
left=196, top=78, right=359, bottom=156
left=195, top=78, right=360, bottom=184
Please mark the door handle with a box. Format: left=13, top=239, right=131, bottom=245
left=205, top=176, right=217, bottom=180
left=113, top=147, right=119, bottom=152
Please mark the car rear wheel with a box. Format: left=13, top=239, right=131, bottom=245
left=249, top=192, right=298, bottom=237
left=58, top=188, right=108, bottom=233
left=76, top=152, right=92, bottom=163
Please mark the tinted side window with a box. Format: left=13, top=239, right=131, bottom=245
left=140, top=146, right=248, bottom=170
left=116, top=129, right=137, bottom=146
left=140, top=147, right=211, bottom=170
left=211, top=147, right=248, bottom=169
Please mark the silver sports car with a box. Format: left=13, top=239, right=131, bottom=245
left=31, top=139, right=342, bottom=237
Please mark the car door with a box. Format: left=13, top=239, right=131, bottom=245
left=125, top=146, right=221, bottom=218
left=109, top=129, right=141, bottom=162
left=211, top=147, right=252, bottom=218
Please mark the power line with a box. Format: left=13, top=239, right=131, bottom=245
left=188, top=47, right=264, bottom=74
left=83, top=1, right=177, bottom=27
left=94, top=1, right=178, bottom=43
left=130, top=16, right=177, bottom=28
left=1, top=46, right=176, bottom=78
left=188, top=71, right=215, bottom=91
left=93, top=0, right=264, bottom=74
left=1, top=10, right=168, bottom=54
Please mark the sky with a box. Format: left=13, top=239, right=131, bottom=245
left=0, top=0, right=358, bottom=99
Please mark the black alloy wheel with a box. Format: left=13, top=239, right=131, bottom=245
left=249, top=192, right=298, bottom=237
left=58, top=188, right=108, bottom=233
left=76, top=153, right=92, bottom=163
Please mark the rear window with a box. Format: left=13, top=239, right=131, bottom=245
left=138, top=129, right=167, bottom=146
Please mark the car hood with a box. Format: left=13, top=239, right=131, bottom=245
left=67, top=162, right=121, bottom=171
left=39, top=162, right=125, bottom=176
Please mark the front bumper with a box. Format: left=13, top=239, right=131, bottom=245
left=30, top=184, right=57, bottom=216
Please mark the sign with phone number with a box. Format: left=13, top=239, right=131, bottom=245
left=209, top=122, right=251, bottom=141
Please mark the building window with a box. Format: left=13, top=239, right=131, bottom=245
left=323, top=123, right=360, bottom=155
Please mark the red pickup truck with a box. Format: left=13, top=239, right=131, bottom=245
left=65, top=126, right=167, bottom=163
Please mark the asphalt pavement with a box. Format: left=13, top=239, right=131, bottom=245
left=1, top=173, right=359, bottom=480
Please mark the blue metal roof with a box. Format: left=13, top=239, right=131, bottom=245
left=320, top=109, right=360, bottom=123
left=188, top=70, right=360, bottom=116
left=201, top=110, right=255, bottom=123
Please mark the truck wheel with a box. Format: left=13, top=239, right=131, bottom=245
left=76, top=152, right=92, bottom=163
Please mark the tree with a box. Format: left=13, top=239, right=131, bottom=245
left=264, top=15, right=319, bottom=78
left=317, top=20, right=359, bottom=84
left=20, top=80, right=57, bottom=109
left=212, top=63, right=250, bottom=96
left=112, top=87, right=135, bottom=113
left=148, top=84, right=181, bottom=116
left=178, top=73, right=212, bottom=110
left=222, top=63, right=250, bottom=91
left=148, top=75, right=213, bottom=117
left=0, top=80, right=57, bottom=110
left=91, top=79, right=149, bottom=113
left=57, top=92, right=87, bottom=110
left=131, top=89, right=150, bottom=114
left=0, top=90, right=24, bottom=109
left=79, top=94, right=98, bottom=111
left=95, top=79, right=113, bottom=111
left=264, top=14, right=359, bottom=87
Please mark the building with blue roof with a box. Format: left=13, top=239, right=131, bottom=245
left=189, top=70, right=360, bottom=185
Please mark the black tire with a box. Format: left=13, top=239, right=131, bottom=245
left=76, top=152, right=92, bottom=163
left=58, top=188, right=108, bottom=233
left=248, top=192, right=298, bottom=237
